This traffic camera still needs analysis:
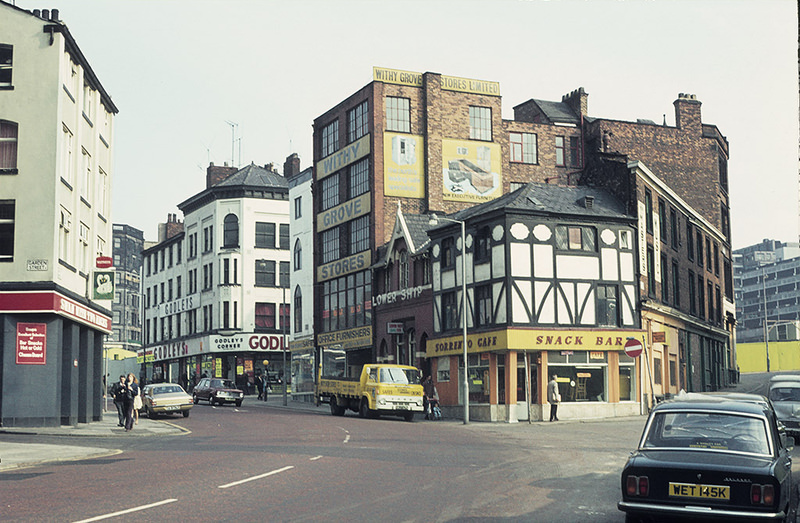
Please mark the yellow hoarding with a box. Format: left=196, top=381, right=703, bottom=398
left=317, top=325, right=373, bottom=350
left=315, top=134, right=370, bottom=181
left=317, top=250, right=372, bottom=283
left=441, top=75, right=500, bottom=96
left=384, top=133, right=425, bottom=198
left=318, top=193, right=371, bottom=233
left=442, top=139, right=502, bottom=202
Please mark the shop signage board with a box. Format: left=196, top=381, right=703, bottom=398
left=387, top=322, right=403, bottom=334
left=624, top=338, right=643, bottom=358
left=16, top=323, right=46, bottom=365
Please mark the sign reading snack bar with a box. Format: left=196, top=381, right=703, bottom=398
left=442, top=139, right=502, bottom=202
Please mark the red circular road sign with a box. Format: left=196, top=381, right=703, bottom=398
left=624, top=338, right=643, bottom=358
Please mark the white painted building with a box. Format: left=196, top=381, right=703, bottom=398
left=288, top=166, right=315, bottom=399
left=0, top=5, right=117, bottom=427
left=142, top=161, right=298, bottom=393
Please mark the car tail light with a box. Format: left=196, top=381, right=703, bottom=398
left=626, top=475, right=649, bottom=497
left=751, top=484, right=776, bottom=506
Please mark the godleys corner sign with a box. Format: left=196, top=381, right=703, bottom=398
left=427, top=328, right=645, bottom=357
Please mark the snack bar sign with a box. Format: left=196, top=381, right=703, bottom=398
left=16, top=323, right=46, bottom=365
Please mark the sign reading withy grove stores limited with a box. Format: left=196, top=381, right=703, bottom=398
left=16, top=323, right=46, bottom=365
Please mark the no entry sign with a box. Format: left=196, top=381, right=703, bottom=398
left=624, top=338, right=643, bottom=358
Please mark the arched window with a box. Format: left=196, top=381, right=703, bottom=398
left=293, top=239, right=302, bottom=271
left=223, top=213, right=239, bottom=248
left=293, top=286, right=302, bottom=333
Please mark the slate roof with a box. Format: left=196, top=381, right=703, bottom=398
left=402, top=213, right=434, bottom=254
left=215, top=163, right=288, bottom=189
left=532, top=99, right=580, bottom=125
left=440, top=182, right=632, bottom=226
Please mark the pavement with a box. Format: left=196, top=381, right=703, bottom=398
left=0, top=395, right=324, bottom=471
left=1, top=376, right=773, bottom=472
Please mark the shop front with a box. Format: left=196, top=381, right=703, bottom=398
left=426, top=327, right=644, bottom=422
left=289, top=336, right=316, bottom=402
left=140, top=332, right=290, bottom=395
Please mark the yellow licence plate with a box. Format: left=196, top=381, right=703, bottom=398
left=669, top=482, right=730, bottom=500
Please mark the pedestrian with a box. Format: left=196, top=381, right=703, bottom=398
left=255, top=373, right=264, bottom=400
left=110, top=375, right=127, bottom=427
left=124, top=372, right=140, bottom=431
left=547, top=374, right=561, bottom=422
left=422, top=375, right=439, bottom=420
left=132, top=375, right=142, bottom=425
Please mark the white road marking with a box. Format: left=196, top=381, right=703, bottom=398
left=310, top=455, right=323, bottom=461
left=343, top=434, right=350, bottom=444
left=73, top=498, right=177, bottom=522
left=218, top=465, right=295, bottom=489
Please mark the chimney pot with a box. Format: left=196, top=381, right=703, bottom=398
left=33, top=9, right=41, bottom=17
left=51, top=9, right=59, bottom=20
left=42, top=9, right=49, bottom=19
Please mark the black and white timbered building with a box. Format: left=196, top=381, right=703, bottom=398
left=426, top=182, right=643, bottom=422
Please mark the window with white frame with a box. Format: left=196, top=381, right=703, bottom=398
left=0, top=120, right=18, bottom=172
left=82, top=82, right=94, bottom=121
left=293, top=240, right=302, bottom=270
left=79, top=222, right=90, bottom=271
left=469, top=106, right=492, bottom=141
left=555, top=136, right=565, bottom=166
left=0, top=44, right=12, bottom=86
left=509, top=132, right=537, bottom=164
left=96, top=168, right=108, bottom=216
left=386, top=97, right=410, bottom=133
left=59, top=207, right=71, bottom=262
left=61, top=124, right=73, bottom=183
left=81, top=149, right=92, bottom=200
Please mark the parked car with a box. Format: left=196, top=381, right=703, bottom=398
left=619, top=392, right=794, bottom=522
left=769, top=375, right=800, bottom=438
left=140, top=383, right=193, bottom=419
left=192, top=378, right=244, bottom=407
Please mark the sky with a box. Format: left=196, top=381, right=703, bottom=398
left=13, top=0, right=799, bottom=249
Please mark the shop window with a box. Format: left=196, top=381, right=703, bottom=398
left=619, top=352, right=636, bottom=401
left=467, top=353, right=490, bottom=403
left=548, top=351, right=608, bottom=402
left=437, top=356, right=450, bottom=382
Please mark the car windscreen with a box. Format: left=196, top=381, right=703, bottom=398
left=154, top=386, right=183, bottom=395
left=378, top=368, right=420, bottom=385
left=221, top=380, right=236, bottom=389
left=769, top=386, right=800, bottom=402
left=643, top=411, right=771, bottom=455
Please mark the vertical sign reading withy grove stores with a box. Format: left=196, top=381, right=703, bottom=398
left=16, top=323, right=46, bottom=365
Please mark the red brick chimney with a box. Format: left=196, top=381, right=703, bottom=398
left=158, top=213, right=184, bottom=242
left=674, top=93, right=702, bottom=133
left=283, top=153, right=301, bottom=177
left=206, top=162, right=238, bottom=188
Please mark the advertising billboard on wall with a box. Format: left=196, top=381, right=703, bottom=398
left=442, top=139, right=502, bottom=202
left=384, top=133, right=425, bottom=198
left=16, top=323, right=46, bottom=365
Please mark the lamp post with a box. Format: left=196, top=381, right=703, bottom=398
left=763, top=266, right=770, bottom=372
left=429, top=214, right=469, bottom=424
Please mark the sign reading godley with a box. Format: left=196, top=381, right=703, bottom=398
left=428, top=328, right=645, bottom=357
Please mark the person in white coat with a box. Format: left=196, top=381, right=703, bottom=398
left=547, top=374, right=561, bottom=422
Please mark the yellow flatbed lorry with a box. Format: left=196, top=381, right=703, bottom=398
left=318, top=364, right=424, bottom=421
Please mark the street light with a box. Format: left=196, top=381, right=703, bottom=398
left=429, top=213, right=469, bottom=424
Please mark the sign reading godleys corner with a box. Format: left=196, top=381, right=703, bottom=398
left=315, top=134, right=370, bottom=181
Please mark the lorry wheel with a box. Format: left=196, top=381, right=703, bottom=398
left=403, top=411, right=414, bottom=422
left=359, top=399, right=370, bottom=418
left=330, top=397, right=345, bottom=416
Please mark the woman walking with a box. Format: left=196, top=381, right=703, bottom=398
left=132, top=375, right=142, bottom=425
left=124, top=372, right=140, bottom=431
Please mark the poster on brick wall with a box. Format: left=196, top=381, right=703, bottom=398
left=384, top=132, right=425, bottom=198
left=16, top=322, right=46, bottom=365
left=442, top=139, right=502, bottom=202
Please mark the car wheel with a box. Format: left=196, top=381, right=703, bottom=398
left=147, top=407, right=158, bottom=420
left=182, top=410, right=190, bottom=418
left=209, top=396, right=216, bottom=405
left=235, top=400, right=242, bottom=407
left=192, top=394, right=198, bottom=405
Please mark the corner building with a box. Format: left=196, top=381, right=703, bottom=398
left=0, top=5, right=117, bottom=427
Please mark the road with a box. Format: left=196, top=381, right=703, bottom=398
left=0, top=401, right=646, bottom=522
left=3, top=373, right=800, bottom=523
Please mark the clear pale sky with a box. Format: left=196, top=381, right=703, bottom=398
left=15, top=0, right=799, bottom=248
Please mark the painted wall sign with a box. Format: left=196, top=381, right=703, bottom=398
left=373, top=66, right=423, bottom=87
left=384, top=133, right=425, bottom=198
left=317, top=325, right=373, bottom=350
left=373, top=284, right=430, bottom=307
left=315, top=134, right=370, bottom=181
left=441, top=75, right=500, bottom=96
left=317, top=250, right=371, bottom=282
left=158, top=294, right=199, bottom=316
left=16, top=322, right=46, bottom=365
left=317, top=193, right=371, bottom=232
left=442, top=139, right=502, bottom=202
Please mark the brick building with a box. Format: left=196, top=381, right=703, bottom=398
left=312, top=67, right=735, bottom=419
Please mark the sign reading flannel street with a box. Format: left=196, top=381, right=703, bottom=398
left=16, top=322, right=46, bottom=365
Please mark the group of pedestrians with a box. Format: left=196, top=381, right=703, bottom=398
left=110, top=373, right=141, bottom=431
